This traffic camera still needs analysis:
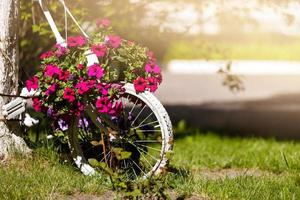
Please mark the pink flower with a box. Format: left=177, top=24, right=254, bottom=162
left=96, top=83, right=109, bottom=96
left=108, top=101, right=123, bottom=116
left=133, top=77, right=147, bottom=93
left=63, top=87, right=76, bottom=102
left=96, top=97, right=112, bottom=113
left=77, top=101, right=85, bottom=112
left=127, top=41, right=135, bottom=46
left=87, top=64, right=104, bottom=79
left=26, top=76, right=39, bottom=91
left=45, top=84, right=58, bottom=96
left=91, top=44, right=107, bottom=57
left=33, top=98, right=42, bottom=111
left=67, top=36, right=86, bottom=47
left=54, top=44, right=67, bottom=57
left=147, top=77, right=158, bottom=92
left=147, top=50, right=156, bottom=62
left=106, top=35, right=122, bottom=48
left=76, top=81, right=90, bottom=95
left=145, top=63, right=161, bottom=74
left=40, top=51, right=54, bottom=60
left=44, top=65, right=63, bottom=78
left=97, top=18, right=110, bottom=27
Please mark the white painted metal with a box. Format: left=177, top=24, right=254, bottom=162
left=69, top=83, right=174, bottom=176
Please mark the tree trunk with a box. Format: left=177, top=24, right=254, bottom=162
left=0, top=0, right=31, bottom=160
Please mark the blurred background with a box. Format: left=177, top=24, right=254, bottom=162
left=20, top=0, right=300, bottom=139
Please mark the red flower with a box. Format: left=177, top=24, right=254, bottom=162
left=67, top=36, right=86, bottom=47
left=40, top=51, right=54, bottom=60
left=59, top=70, right=70, bottom=81
left=147, top=77, right=158, bottom=92
left=32, top=98, right=42, bottom=111
left=91, top=44, right=107, bottom=57
left=63, top=87, right=75, bottom=102
left=77, top=64, right=85, bottom=70
left=26, top=76, right=39, bottom=91
left=96, top=97, right=112, bottom=113
left=133, top=77, right=147, bottom=93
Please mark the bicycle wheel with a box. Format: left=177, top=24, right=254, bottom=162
left=67, top=83, right=173, bottom=179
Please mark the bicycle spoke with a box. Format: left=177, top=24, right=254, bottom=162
left=136, top=112, right=153, bottom=128
left=134, top=140, right=160, bottom=143
left=135, top=143, right=162, bottom=152
left=135, top=130, right=161, bottom=133
left=132, top=120, right=159, bottom=130
left=130, top=104, right=146, bottom=126
left=129, top=98, right=139, bottom=114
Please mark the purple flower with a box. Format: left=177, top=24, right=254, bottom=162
left=47, top=108, right=54, bottom=117
left=58, top=118, right=68, bottom=131
left=78, top=117, right=89, bottom=128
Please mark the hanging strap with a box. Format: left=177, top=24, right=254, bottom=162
left=37, top=0, right=89, bottom=45
left=38, top=0, right=65, bottom=44
left=58, top=0, right=89, bottom=39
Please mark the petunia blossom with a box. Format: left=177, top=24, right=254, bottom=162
left=63, top=87, right=76, bottom=102
left=77, top=64, right=85, bottom=70
left=96, top=97, right=112, bottom=113
left=145, top=63, right=161, bottom=74
left=67, top=36, right=86, bottom=47
left=58, top=118, right=69, bottom=131
left=91, top=44, right=107, bottom=57
left=58, top=70, right=70, bottom=81
left=44, top=65, right=63, bottom=78
left=87, top=64, right=104, bottom=79
left=25, top=76, right=39, bottom=91
left=97, top=18, right=110, bottom=28
left=40, top=51, right=54, bottom=60
left=146, top=77, right=158, bottom=92
left=54, top=44, right=67, bottom=57
left=106, top=35, right=122, bottom=48
left=76, top=81, right=90, bottom=95
left=45, top=83, right=58, bottom=96
left=32, top=98, right=42, bottom=112
left=108, top=101, right=123, bottom=116
left=133, top=77, right=147, bottom=93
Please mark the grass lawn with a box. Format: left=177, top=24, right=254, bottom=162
left=1, top=132, right=300, bottom=199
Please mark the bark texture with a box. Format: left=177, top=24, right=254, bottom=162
left=0, top=0, right=31, bottom=160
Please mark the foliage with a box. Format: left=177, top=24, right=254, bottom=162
left=89, top=158, right=171, bottom=199
left=25, top=22, right=162, bottom=128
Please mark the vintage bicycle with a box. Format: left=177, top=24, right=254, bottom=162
left=1, top=0, right=173, bottom=180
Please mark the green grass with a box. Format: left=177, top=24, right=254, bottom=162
left=0, top=148, right=107, bottom=200
left=2, top=132, right=300, bottom=199
left=169, top=132, right=300, bottom=199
